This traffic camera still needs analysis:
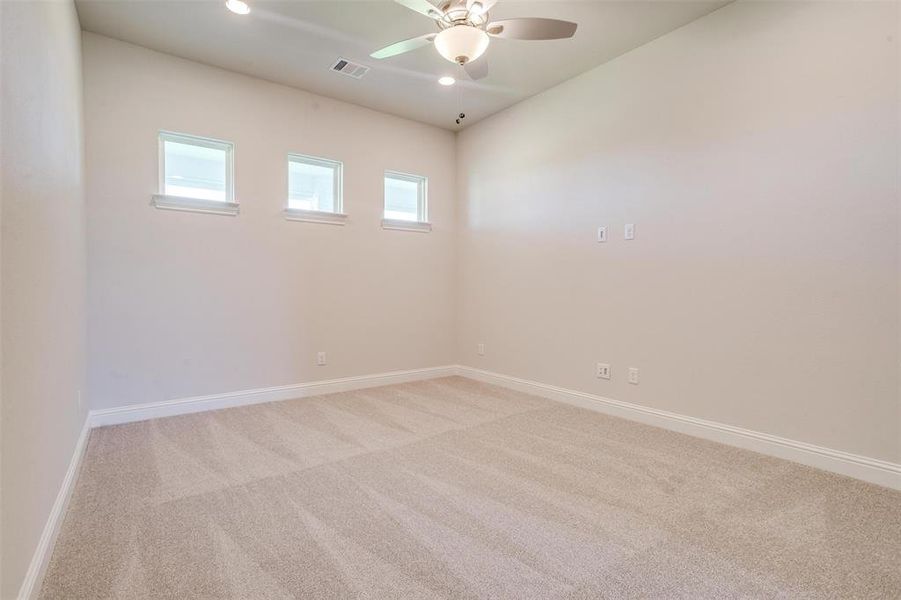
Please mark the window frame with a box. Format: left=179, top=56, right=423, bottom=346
left=284, top=153, right=347, bottom=225
left=382, top=170, right=430, bottom=232
left=152, top=130, right=238, bottom=216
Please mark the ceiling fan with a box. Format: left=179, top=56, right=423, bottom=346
left=369, top=0, right=578, bottom=80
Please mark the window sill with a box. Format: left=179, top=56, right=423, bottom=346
left=381, top=219, right=431, bottom=233
left=283, top=208, right=348, bottom=225
left=151, top=194, right=239, bottom=216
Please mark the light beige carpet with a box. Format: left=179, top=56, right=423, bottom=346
left=40, top=377, right=900, bottom=599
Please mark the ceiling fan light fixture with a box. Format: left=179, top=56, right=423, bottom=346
left=434, top=25, right=489, bottom=65
left=225, top=0, right=250, bottom=14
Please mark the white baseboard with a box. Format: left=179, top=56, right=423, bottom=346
left=89, top=366, right=458, bottom=427
left=84, top=363, right=901, bottom=489
left=18, top=416, right=91, bottom=600
left=455, top=365, right=901, bottom=491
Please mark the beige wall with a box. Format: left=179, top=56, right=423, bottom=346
left=456, top=0, right=901, bottom=463
left=83, top=34, right=457, bottom=410
left=2, top=2, right=897, bottom=594
left=0, top=1, right=88, bottom=597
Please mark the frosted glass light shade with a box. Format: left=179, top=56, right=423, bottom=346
left=225, top=0, right=250, bottom=15
left=434, top=26, right=489, bottom=64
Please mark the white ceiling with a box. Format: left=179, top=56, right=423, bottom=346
left=75, top=0, right=730, bottom=130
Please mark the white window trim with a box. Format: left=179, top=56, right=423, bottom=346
left=155, top=131, right=236, bottom=215
left=383, top=170, right=429, bottom=231
left=381, top=218, right=432, bottom=233
left=283, top=207, right=348, bottom=225
left=151, top=194, right=239, bottom=216
left=285, top=153, right=343, bottom=223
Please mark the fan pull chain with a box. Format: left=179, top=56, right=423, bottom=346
left=456, top=63, right=467, bottom=126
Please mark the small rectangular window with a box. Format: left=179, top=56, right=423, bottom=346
left=283, top=154, right=346, bottom=225
left=383, top=171, right=428, bottom=231
left=154, top=131, right=237, bottom=215
left=288, top=154, right=343, bottom=212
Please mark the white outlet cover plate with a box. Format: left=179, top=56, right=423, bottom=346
left=628, top=367, right=639, bottom=384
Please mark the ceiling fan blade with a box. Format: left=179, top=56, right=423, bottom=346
left=463, top=58, right=489, bottom=80
left=466, top=0, right=497, bottom=16
left=486, top=18, right=578, bottom=40
left=394, top=0, right=445, bottom=19
left=370, top=33, right=436, bottom=59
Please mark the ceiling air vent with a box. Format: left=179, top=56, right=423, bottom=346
left=331, top=58, right=369, bottom=80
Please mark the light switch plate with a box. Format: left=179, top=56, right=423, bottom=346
left=624, top=224, right=635, bottom=240
left=597, top=226, right=607, bottom=243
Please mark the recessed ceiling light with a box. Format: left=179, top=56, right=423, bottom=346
left=225, top=0, right=250, bottom=15
left=438, top=76, right=456, bottom=86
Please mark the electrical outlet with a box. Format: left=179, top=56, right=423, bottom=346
left=317, top=351, right=327, bottom=366
left=477, top=343, right=485, bottom=356
left=596, top=363, right=611, bottom=379
left=597, top=226, right=607, bottom=243
left=628, top=367, right=639, bottom=384
left=624, top=223, right=635, bottom=240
